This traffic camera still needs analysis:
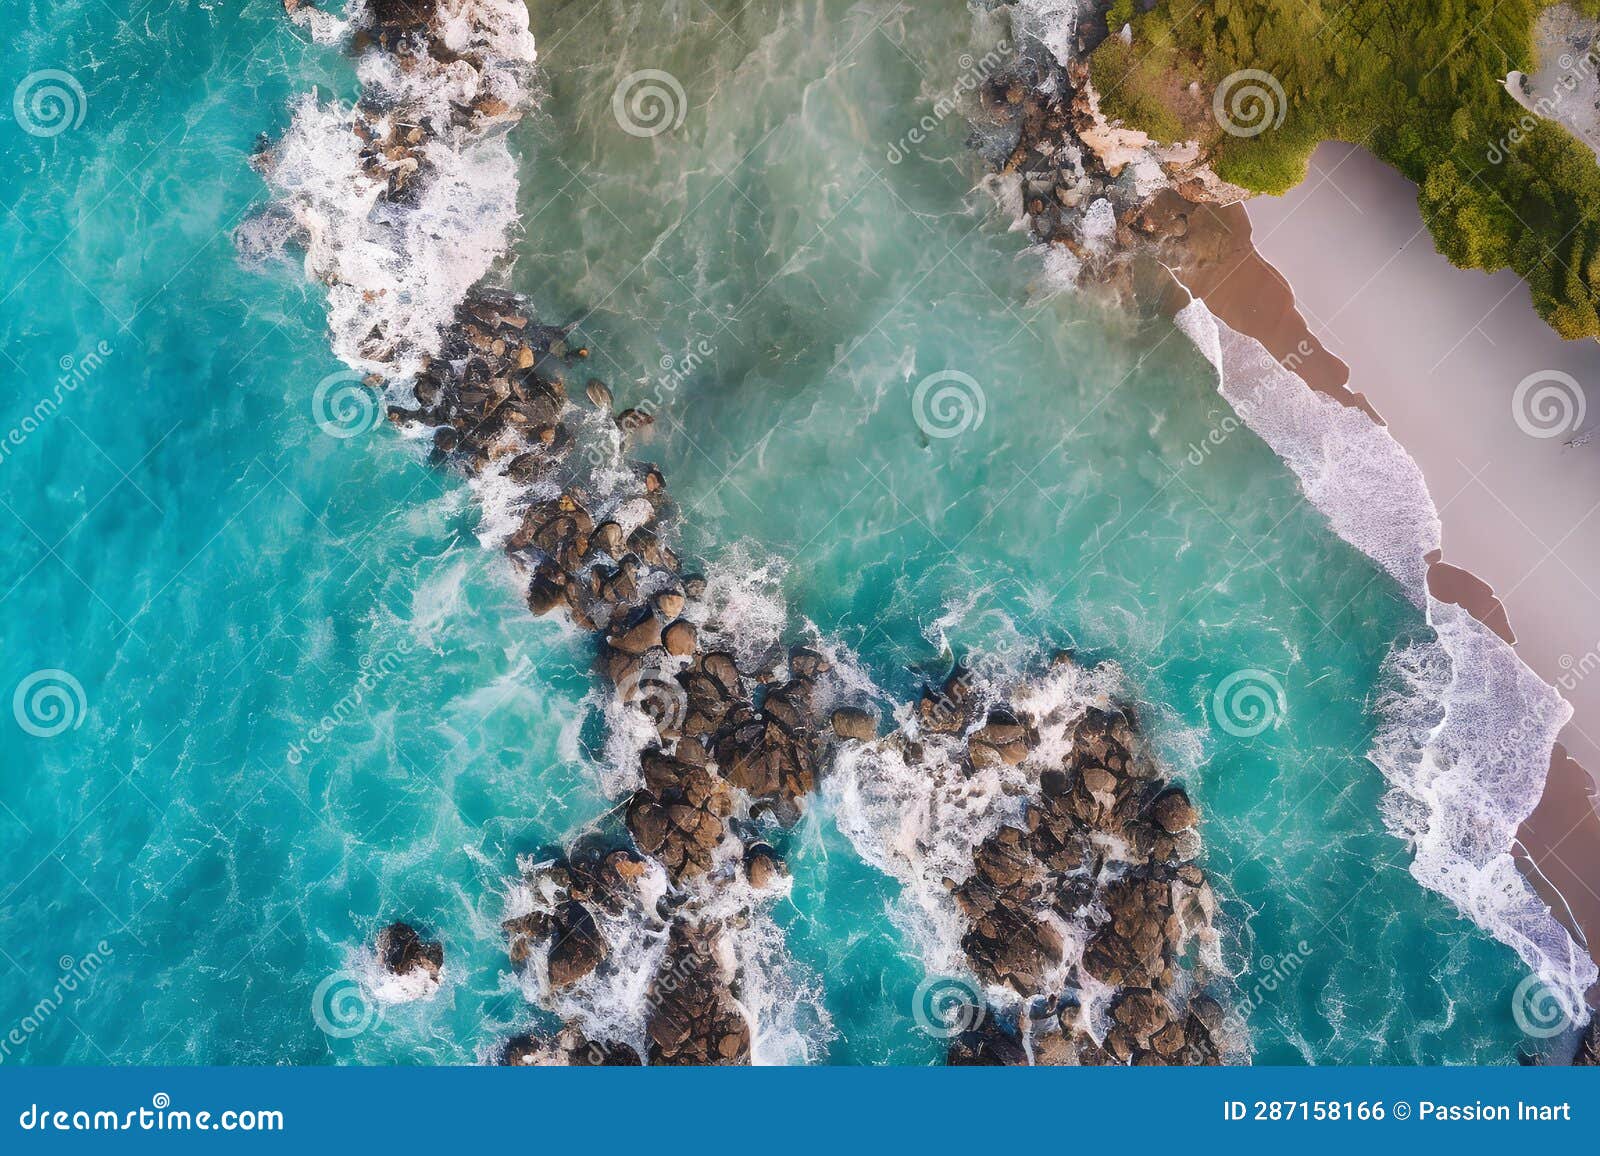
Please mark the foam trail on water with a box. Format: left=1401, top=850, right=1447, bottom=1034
left=262, top=1, right=536, bottom=378
left=255, top=0, right=831, bottom=1063
left=1175, top=298, right=1597, bottom=1013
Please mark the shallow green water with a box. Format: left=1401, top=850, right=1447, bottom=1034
left=0, top=0, right=1541, bottom=1065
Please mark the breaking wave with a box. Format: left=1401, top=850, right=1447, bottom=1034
left=1176, top=298, right=1596, bottom=1014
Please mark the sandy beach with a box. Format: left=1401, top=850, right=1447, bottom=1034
left=1178, top=142, right=1600, bottom=988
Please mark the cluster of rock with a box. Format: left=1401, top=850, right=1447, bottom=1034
left=974, top=1, right=1242, bottom=292
left=887, top=661, right=1232, bottom=1065
left=264, top=0, right=1239, bottom=1067
left=265, top=0, right=836, bottom=1066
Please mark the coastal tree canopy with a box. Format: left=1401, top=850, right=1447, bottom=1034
left=1090, top=0, right=1600, bottom=338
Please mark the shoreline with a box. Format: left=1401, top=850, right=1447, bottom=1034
left=1170, top=145, right=1600, bottom=996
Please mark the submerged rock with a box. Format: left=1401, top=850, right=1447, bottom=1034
left=830, top=706, right=878, bottom=742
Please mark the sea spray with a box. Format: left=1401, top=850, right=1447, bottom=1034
left=259, top=1, right=536, bottom=378
left=252, top=0, right=832, bottom=1063
left=1174, top=297, right=1597, bottom=1016
left=828, top=653, right=1241, bottom=1064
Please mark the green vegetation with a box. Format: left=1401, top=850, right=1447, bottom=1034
left=1089, top=1, right=1600, bottom=338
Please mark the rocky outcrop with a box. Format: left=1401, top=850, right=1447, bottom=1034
left=376, top=921, right=444, bottom=985
left=259, top=0, right=831, bottom=1066
left=860, top=657, right=1234, bottom=1066
left=975, top=2, right=1244, bottom=294
left=645, top=922, right=752, bottom=1065
left=499, top=1027, right=642, bottom=1066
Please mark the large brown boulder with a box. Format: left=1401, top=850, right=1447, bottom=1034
left=376, top=922, right=443, bottom=983
left=546, top=902, right=607, bottom=988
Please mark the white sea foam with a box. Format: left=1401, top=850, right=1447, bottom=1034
left=687, top=545, right=792, bottom=670
left=824, top=657, right=1121, bottom=980
left=1175, top=298, right=1598, bottom=1011
left=284, top=1, right=351, bottom=45
left=349, top=942, right=446, bottom=1005
left=689, top=871, right=836, bottom=1065
left=261, top=0, right=536, bottom=379
left=1010, top=0, right=1080, bottom=66
left=506, top=856, right=671, bottom=1057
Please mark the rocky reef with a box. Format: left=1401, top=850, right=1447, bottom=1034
left=255, top=0, right=1237, bottom=1066
left=974, top=0, right=1243, bottom=295
left=376, top=921, right=444, bottom=984
left=832, top=655, right=1236, bottom=1066
left=949, top=698, right=1227, bottom=1065
left=259, top=0, right=833, bottom=1067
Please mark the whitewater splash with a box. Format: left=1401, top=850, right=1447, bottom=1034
left=266, top=0, right=536, bottom=378
left=826, top=657, right=1124, bottom=978
left=829, top=650, right=1238, bottom=1064
left=1176, top=298, right=1597, bottom=1015
left=255, top=0, right=837, bottom=1064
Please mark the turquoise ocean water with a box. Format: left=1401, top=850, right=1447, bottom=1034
left=0, top=0, right=1545, bottom=1064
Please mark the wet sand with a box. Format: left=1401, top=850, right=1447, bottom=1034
left=1174, top=143, right=1600, bottom=982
